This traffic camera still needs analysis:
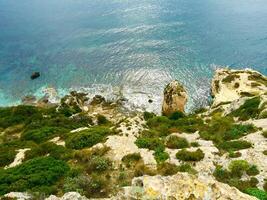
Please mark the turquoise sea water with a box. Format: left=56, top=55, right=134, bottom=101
left=0, top=0, right=267, bottom=111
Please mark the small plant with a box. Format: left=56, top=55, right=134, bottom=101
left=157, top=162, right=179, bottom=176
left=166, top=135, right=190, bottom=149
left=153, top=148, right=169, bottom=163
left=218, top=140, right=252, bottom=152
left=97, top=115, right=109, bottom=125
left=86, top=156, right=111, bottom=173
left=228, top=160, right=250, bottom=177
left=228, top=151, right=242, bottom=158
left=176, top=149, right=204, bottom=162
left=190, top=142, right=200, bottom=147
left=262, top=131, right=267, bottom=138
left=143, top=112, right=156, bottom=121
left=135, top=137, right=164, bottom=151
left=122, top=153, right=142, bottom=168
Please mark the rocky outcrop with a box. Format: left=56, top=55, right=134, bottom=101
left=116, top=173, right=257, bottom=200
left=60, top=91, right=89, bottom=112
left=211, top=68, right=267, bottom=106
left=162, top=80, right=187, bottom=116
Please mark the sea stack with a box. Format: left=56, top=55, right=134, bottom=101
left=31, top=72, right=40, bottom=80
left=162, top=80, right=188, bottom=116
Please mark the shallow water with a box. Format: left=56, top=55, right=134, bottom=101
left=0, top=0, right=267, bottom=112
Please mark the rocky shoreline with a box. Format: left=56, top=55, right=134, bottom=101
left=0, top=68, right=267, bottom=200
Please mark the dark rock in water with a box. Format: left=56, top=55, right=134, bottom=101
left=31, top=72, right=40, bottom=80
left=90, top=95, right=106, bottom=105
left=148, top=99, right=153, bottom=103
left=22, top=95, right=37, bottom=105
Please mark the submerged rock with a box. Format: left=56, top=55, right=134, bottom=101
left=30, top=72, right=40, bottom=80
left=162, top=80, right=187, bottom=116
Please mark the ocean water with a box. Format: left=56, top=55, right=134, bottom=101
left=0, top=0, right=267, bottom=112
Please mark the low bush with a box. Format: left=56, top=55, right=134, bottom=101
left=63, top=174, right=110, bottom=198
left=262, top=131, right=267, bottom=138
left=122, top=153, right=142, bottom=168
left=86, top=156, right=111, bottom=173
left=228, top=160, right=250, bottom=177
left=97, top=115, right=109, bottom=125
left=157, top=162, right=179, bottom=176
left=229, top=97, right=261, bottom=121
left=66, top=127, right=111, bottom=150
left=245, top=188, right=267, bottom=200
left=0, top=147, right=16, bottom=167
left=153, top=148, right=169, bottom=163
left=143, top=112, right=156, bottom=121
left=25, top=142, right=72, bottom=161
left=218, top=140, right=252, bottom=152
left=135, top=137, right=164, bottom=151
left=176, top=149, right=204, bottom=162
left=190, top=142, right=200, bottom=147
left=223, top=124, right=256, bottom=141
left=228, top=151, right=242, bottom=158
left=0, top=156, right=69, bottom=195
left=168, top=111, right=185, bottom=120
left=166, top=135, right=190, bottom=149
left=177, top=163, right=197, bottom=174
left=21, top=126, right=68, bottom=143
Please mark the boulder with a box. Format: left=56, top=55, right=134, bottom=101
left=162, top=80, right=187, bottom=116
left=30, top=72, right=40, bottom=80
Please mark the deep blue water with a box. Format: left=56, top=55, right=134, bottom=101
left=0, top=0, right=267, bottom=111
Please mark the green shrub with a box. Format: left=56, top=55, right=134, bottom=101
left=176, top=149, right=204, bottom=162
left=262, top=131, right=267, bottom=138
left=63, top=174, right=109, bottom=198
left=66, top=127, right=111, bottom=150
left=157, top=162, right=179, bottom=176
left=97, top=115, right=109, bottom=125
left=191, top=142, right=200, bottom=147
left=21, top=126, right=68, bottom=143
left=166, top=135, right=190, bottom=149
left=86, top=156, right=111, bottom=173
left=264, top=150, right=267, bottom=155
left=230, top=97, right=261, bottom=121
left=218, top=140, right=252, bottom=152
left=153, top=148, right=169, bottom=163
left=246, top=165, right=260, bottom=176
left=229, top=160, right=250, bottom=177
left=0, top=106, right=41, bottom=128
left=0, top=147, right=16, bottom=167
left=122, top=153, right=142, bottom=167
left=135, top=137, right=164, bottom=151
left=177, top=163, right=197, bottom=174
left=169, top=111, right=185, bottom=120
left=143, top=112, right=156, bottom=121
left=223, top=124, right=256, bottom=140
left=264, top=181, right=267, bottom=192
left=228, top=151, right=242, bottom=158
left=0, top=156, right=69, bottom=195
left=245, top=188, right=267, bottom=200
left=25, top=142, right=72, bottom=161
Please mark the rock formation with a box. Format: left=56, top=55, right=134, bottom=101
left=211, top=68, right=267, bottom=106
left=162, top=80, right=188, bottom=116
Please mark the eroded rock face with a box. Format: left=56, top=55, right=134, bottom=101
left=60, top=91, right=89, bottom=112
left=162, top=80, right=187, bottom=116
left=211, top=68, right=267, bottom=106
left=116, top=173, right=257, bottom=200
